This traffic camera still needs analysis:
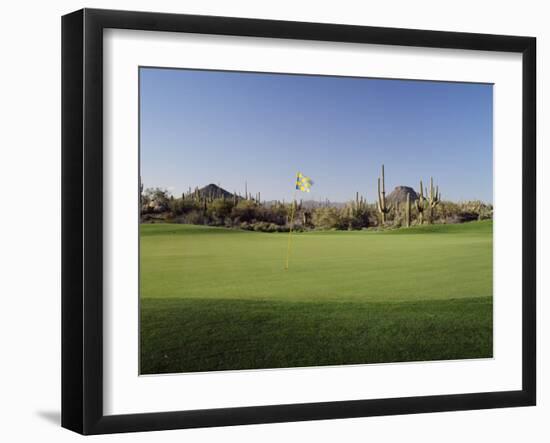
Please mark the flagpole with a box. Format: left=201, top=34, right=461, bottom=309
left=284, top=189, right=298, bottom=271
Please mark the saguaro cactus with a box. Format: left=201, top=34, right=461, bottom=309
left=354, top=192, right=367, bottom=213
left=415, top=180, right=426, bottom=225
left=406, top=193, right=411, bottom=228
left=377, top=164, right=392, bottom=224
left=428, top=177, right=441, bottom=224
left=344, top=191, right=368, bottom=229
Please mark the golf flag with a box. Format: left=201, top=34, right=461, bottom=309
left=286, top=172, right=313, bottom=270
left=295, top=172, right=313, bottom=192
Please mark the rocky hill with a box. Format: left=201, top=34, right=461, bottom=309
left=386, top=186, right=418, bottom=204
left=197, top=183, right=235, bottom=200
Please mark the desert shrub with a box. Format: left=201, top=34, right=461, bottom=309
left=433, top=201, right=493, bottom=224
left=239, top=221, right=252, bottom=231
left=184, top=210, right=206, bottom=225
left=479, top=209, right=493, bottom=220
left=438, top=201, right=460, bottom=219
left=140, top=213, right=166, bottom=223
left=255, top=205, right=288, bottom=225
left=312, top=207, right=344, bottom=230
left=268, top=223, right=283, bottom=232
left=231, top=200, right=259, bottom=223
left=347, top=207, right=371, bottom=229
left=455, top=212, right=480, bottom=223
left=252, top=221, right=271, bottom=232
left=391, top=216, right=403, bottom=228
left=236, top=221, right=284, bottom=232
left=472, top=201, right=493, bottom=220
left=207, top=198, right=234, bottom=219
left=142, top=188, right=170, bottom=213
left=169, top=198, right=200, bottom=215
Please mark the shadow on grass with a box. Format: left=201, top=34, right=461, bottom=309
left=140, top=296, right=492, bottom=375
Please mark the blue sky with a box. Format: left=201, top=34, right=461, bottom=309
left=140, top=68, right=493, bottom=203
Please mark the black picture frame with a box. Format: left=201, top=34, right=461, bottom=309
left=62, top=8, right=536, bottom=435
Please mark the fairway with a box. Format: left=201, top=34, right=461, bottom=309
left=140, top=221, right=493, bottom=374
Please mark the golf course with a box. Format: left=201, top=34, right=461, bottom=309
left=140, top=220, right=493, bottom=374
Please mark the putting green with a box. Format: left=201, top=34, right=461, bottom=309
left=140, top=220, right=493, bottom=303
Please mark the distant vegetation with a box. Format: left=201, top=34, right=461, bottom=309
left=140, top=165, right=492, bottom=232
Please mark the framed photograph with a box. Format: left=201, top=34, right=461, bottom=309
left=62, top=8, right=536, bottom=435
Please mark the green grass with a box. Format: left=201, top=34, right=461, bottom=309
left=140, top=220, right=493, bottom=374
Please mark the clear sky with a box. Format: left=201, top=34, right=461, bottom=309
left=140, top=67, right=493, bottom=203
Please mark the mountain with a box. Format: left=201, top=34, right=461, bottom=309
left=197, top=184, right=235, bottom=200
left=386, top=186, right=418, bottom=204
